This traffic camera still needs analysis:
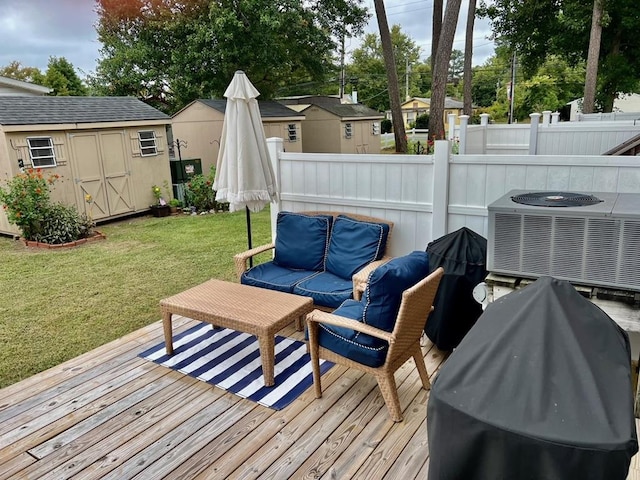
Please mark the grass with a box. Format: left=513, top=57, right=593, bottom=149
left=0, top=209, right=271, bottom=388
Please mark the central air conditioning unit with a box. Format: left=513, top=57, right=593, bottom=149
left=487, top=190, right=640, bottom=291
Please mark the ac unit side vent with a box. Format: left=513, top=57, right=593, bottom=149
left=551, top=217, right=585, bottom=279
left=493, top=213, right=522, bottom=271
left=620, top=221, right=640, bottom=286
left=584, top=218, right=620, bottom=283
left=522, top=215, right=551, bottom=275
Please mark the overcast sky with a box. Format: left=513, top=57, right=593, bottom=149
left=0, top=0, right=495, bottom=78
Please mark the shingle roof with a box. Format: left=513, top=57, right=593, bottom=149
left=197, top=99, right=304, bottom=118
left=306, top=102, right=384, bottom=119
left=0, top=96, right=170, bottom=125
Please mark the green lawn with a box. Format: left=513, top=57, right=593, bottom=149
left=0, top=209, right=271, bottom=388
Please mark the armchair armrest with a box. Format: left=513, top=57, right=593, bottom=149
left=233, top=242, right=275, bottom=280
left=351, top=256, right=393, bottom=300
left=306, top=309, right=395, bottom=344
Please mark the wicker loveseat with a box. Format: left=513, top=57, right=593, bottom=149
left=234, top=211, right=394, bottom=310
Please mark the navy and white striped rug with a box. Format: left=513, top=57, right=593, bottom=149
left=139, top=322, right=333, bottom=410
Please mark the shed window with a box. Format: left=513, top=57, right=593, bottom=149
left=138, top=130, right=158, bottom=156
left=344, top=123, right=353, bottom=139
left=27, top=137, right=56, bottom=168
left=287, top=124, right=298, bottom=142
left=372, top=122, right=380, bottom=135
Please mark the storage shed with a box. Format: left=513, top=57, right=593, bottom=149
left=279, top=96, right=384, bottom=154
left=0, top=96, right=172, bottom=236
left=171, top=99, right=305, bottom=174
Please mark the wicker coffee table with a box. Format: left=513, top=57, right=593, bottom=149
left=160, top=279, right=314, bottom=387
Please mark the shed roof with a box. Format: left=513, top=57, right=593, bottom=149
left=404, top=96, right=466, bottom=109
left=300, top=102, right=384, bottom=120
left=0, top=96, right=170, bottom=125
left=193, top=99, right=305, bottom=119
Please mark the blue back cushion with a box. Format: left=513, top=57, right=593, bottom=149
left=325, top=215, right=390, bottom=280
left=274, top=212, right=333, bottom=271
left=363, top=251, right=430, bottom=332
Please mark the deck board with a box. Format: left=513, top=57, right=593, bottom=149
left=0, top=316, right=638, bottom=480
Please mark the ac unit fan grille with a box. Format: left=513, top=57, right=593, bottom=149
left=511, top=192, right=603, bottom=207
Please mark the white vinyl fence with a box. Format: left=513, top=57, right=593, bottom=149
left=266, top=137, right=640, bottom=255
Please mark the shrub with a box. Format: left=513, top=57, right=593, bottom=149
left=35, top=203, right=94, bottom=244
left=0, top=168, right=94, bottom=243
left=184, top=168, right=216, bottom=212
left=415, top=114, right=429, bottom=129
left=0, top=168, right=58, bottom=240
left=381, top=118, right=392, bottom=134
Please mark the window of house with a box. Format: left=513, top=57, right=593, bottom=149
left=344, top=123, right=353, bottom=139
left=138, top=130, right=158, bottom=156
left=287, top=124, right=298, bottom=142
left=27, top=137, right=56, bottom=168
left=372, top=122, right=380, bottom=135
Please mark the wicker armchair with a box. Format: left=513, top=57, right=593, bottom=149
left=234, top=211, right=394, bottom=304
left=306, top=267, right=444, bottom=422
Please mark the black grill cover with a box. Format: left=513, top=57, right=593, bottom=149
left=425, top=227, right=487, bottom=350
left=427, top=277, right=638, bottom=480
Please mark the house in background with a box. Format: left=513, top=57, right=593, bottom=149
left=279, top=96, right=384, bottom=154
left=395, top=96, right=466, bottom=129
left=171, top=99, right=305, bottom=174
left=0, top=76, right=52, bottom=96
left=566, top=93, right=640, bottom=121
left=0, top=96, right=172, bottom=236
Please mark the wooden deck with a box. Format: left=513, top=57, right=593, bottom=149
left=0, top=316, right=446, bottom=479
left=1, top=316, right=639, bottom=479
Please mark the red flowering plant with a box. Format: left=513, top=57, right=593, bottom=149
left=0, top=168, right=94, bottom=243
left=183, top=166, right=228, bottom=213
left=0, top=168, right=58, bottom=240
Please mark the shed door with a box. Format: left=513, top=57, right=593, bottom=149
left=70, top=131, right=133, bottom=220
left=355, top=122, right=369, bottom=154
left=100, top=132, right=133, bottom=215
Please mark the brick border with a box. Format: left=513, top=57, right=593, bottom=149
left=22, top=231, right=106, bottom=249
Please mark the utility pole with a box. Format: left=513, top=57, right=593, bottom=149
left=339, top=31, right=346, bottom=100
left=405, top=56, right=410, bottom=100
left=508, top=51, right=517, bottom=124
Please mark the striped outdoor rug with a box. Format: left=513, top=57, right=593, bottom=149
left=139, top=322, right=333, bottom=410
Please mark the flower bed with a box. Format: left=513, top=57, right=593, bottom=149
left=22, top=230, right=106, bottom=249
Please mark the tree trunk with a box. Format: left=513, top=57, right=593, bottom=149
left=431, top=0, right=443, bottom=74
left=602, top=29, right=622, bottom=112
left=583, top=0, right=603, bottom=114
left=463, top=0, right=476, bottom=116
left=373, top=0, right=407, bottom=153
left=429, top=0, right=463, bottom=140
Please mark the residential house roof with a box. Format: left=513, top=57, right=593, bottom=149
left=0, top=76, right=52, bottom=95
left=403, top=96, right=466, bottom=109
left=0, top=96, right=170, bottom=125
left=183, top=99, right=305, bottom=119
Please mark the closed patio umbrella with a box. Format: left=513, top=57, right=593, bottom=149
left=213, top=70, right=278, bottom=254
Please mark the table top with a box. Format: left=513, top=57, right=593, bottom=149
left=160, top=279, right=314, bottom=331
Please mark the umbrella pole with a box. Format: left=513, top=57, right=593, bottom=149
left=246, top=206, right=253, bottom=268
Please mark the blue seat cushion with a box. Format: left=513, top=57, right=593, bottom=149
left=292, top=271, right=353, bottom=309
left=241, top=261, right=319, bottom=293
left=325, top=215, right=390, bottom=280
left=363, top=251, right=430, bottom=332
left=317, top=299, right=388, bottom=367
left=274, top=211, right=333, bottom=271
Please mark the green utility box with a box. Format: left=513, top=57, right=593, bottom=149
left=169, top=158, right=202, bottom=183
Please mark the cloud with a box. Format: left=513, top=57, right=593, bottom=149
left=0, top=0, right=99, bottom=74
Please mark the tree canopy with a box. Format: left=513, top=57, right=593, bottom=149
left=479, top=0, right=640, bottom=112
left=90, top=0, right=369, bottom=113
left=346, top=25, right=422, bottom=112
left=0, top=58, right=86, bottom=96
